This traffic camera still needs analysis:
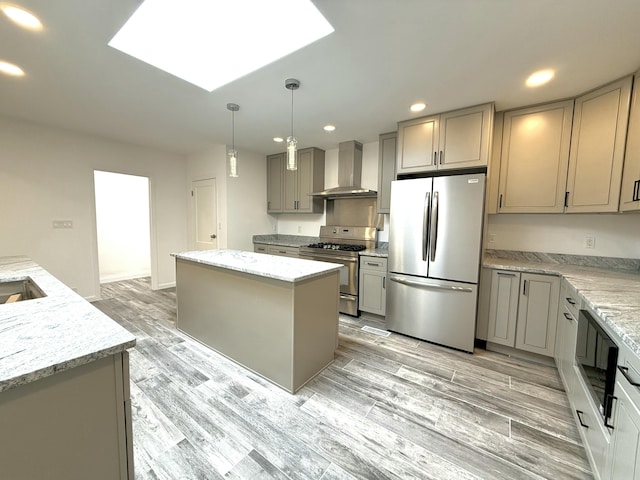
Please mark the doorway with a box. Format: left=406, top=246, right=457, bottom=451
left=191, top=178, right=218, bottom=250
left=94, top=170, right=151, bottom=283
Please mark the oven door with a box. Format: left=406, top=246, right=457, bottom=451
left=298, top=251, right=359, bottom=315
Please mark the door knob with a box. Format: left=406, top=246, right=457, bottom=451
left=210, top=234, right=217, bottom=239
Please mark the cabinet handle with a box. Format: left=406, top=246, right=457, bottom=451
left=366, top=262, right=381, bottom=267
left=618, top=365, right=640, bottom=388
left=576, top=410, right=589, bottom=429
left=433, top=151, right=437, bottom=166
left=499, top=194, right=503, bottom=209
left=634, top=179, right=640, bottom=202
left=383, top=277, right=386, bottom=289
left=522, top=279, right=528, bottom=296
left=564, top=191, right=569, bottom=208
left=497, top=272, right=516, bottom=277
left=278, top=250, right=287, bottom=254
left=566, top=297, right=576, bottom=305
left=563, top=312, right=573, bottom=321
left=439, top=150, right=443, bottom=165
left=604, top=394, right=617, bottom=430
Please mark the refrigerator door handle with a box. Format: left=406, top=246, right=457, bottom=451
left=389, top=276, right=473, bottom=293
left=422, top=192, right=431, bottom=262
left=429, top=191, right=439, bottom=262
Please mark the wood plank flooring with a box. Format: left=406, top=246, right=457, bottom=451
left=92, top=278, right=592, bottom=480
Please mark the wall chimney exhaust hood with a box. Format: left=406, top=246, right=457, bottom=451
left=310, top=140, right=377, bottom=198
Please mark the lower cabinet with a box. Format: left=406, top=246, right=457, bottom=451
left=608, top=347, right=640, bottom=479
left=253, top=243, right=299, bottom=258
left=486, top=269, right=559, bottom=357
left=555, top=278, right=580, bottom=396
left=359, top=256, right=387, bottom=316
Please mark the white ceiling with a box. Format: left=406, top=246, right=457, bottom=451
left=2, top=0, right=640, bottom=157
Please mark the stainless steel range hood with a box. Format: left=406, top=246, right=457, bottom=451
left=310, top=140, right=377, bottom=198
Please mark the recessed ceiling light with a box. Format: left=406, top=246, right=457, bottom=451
left=108, top=0, right=334, bottom=92
left=273, top=137, right=284, bottom=143
left=0, top=4, right=43, bottom=30
left=0, top=60, right=24, bottom=76
left=410, top=103, right=426, bottom=112
left=323, top=125, right=336, bottom=132
left=526, top=69, right=554, bottom=87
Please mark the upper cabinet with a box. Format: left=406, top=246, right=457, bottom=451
left=377, top=132, right=396, bottom=214
left=396, top=103, right=494, bottom=175
left=266, top=153, right=284, bottom=213
left=282, top=147, right=325, bottom=214
left=566, top=76, right=632, bottom=213
left=497, top=100, right=574, bottom=213
left=621, top=70, right=640, bottom=212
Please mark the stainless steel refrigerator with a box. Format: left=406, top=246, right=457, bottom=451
left=386, top=173, right=485, bottom=352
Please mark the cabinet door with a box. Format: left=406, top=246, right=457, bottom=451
left=566, top=75, right=632, bottom=213
left=439, top=103, right=493, bottom=170
left=498, top=100, right=573, bottom=213
left=266, top=154, right=284, bottom=213
left=283, top=160, right=298, bottom=212
left=359, top=270, right=386, bottom=316
left=397, top=115, right=439, bottom=174
left=296, top=148, right=314, bottom=212
left=377, top=132, right=396, bottom=214
left=609, top=373, right=640, bottom=480
left=486, top=270, right=520, bottom=347
left=620, top=70, right=640, bottom=212
left=515, top=273, right=560, bottom=357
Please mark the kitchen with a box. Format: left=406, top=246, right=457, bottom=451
left=1, top=1, right=640, bottom=479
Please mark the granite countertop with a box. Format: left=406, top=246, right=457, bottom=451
left=483, top=251, right=640, bottom=357
left=252, top=234, right=318, bottom=248
left=0, top=256, right=136, bottom=393
left=360, top=248, right=388, bottom=258
left=173, top=249, right=342, bottom=283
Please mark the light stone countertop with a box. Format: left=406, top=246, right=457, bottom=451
left=0, top=256, right=136, bottom=393
left=173, top=249, right=342, bottom=283
left=484, top=253, right=640, bottom=357
left=360, top=249, right=388, bottom=258
left=252, top=234, right=318, bottom=248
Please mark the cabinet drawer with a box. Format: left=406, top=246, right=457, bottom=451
left=254, top=243, right=268, bottom=253
left=360, top=256, right=387, bottom=272
left=267, top=246, right=299, bottom=258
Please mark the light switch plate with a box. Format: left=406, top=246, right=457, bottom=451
left=52, top=220, right=73, bottom=229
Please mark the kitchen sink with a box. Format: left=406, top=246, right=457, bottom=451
left=0, top=278, right=46, bottom=304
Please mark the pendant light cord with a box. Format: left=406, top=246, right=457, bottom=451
left=231, top=109, right=235, bottom=151
left=290, top=87, right=294, bottom=138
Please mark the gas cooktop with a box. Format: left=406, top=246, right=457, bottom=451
left=306, top=243, right=367, bottom=252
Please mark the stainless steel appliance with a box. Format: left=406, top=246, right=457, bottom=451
left=386, top=173, right=486, bottom=352
left=299, top=225, right=376, bottom=316
left=576, top=309, right=619, bottom=428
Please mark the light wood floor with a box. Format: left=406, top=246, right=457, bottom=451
left=93, top=278, right=592, bottom=480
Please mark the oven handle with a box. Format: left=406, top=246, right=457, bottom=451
left=389, top=276, right=473, bottom=293
left=300, top=254, right=358, bottom=263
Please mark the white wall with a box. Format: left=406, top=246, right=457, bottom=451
left=487, top=213, right=640, bottom=258
left=187, top=146, right=274, bottom=250
left=0, top=116, right=189, bottom=299
left=94, top=171, right=151, bottom=282
left=275, top=140, right=390, bottom=241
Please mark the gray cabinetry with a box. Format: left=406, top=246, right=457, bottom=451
left=377, top=132, right=396, bottom=214
left=253, top=243, right=299, bottom=258
left=497, top=100, right=574, bottom=213
left=608, top=347, right=640, bottom=480
left=620, top=69, right=640, bottom=212
left=566, top=75, right=632, bottom=213
left=266, top=153, right=284, bottom=213
left=267, top=147, right=324, bottom=214
left=554, top=279, right=579, bottom=397
left=485, top=269, right=559, bottom=357
left=359, top=256, right=387, bottom=316
left=396, top=103, right=493, bottom=175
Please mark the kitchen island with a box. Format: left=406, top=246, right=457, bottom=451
left=0, top=256, right=136, bottom=480
left=173, top=250, right=341, bottom=393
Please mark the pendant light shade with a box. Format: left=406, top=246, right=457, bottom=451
left=285, top=78, right=300, bottom=171
left=227, top=103, right=239, bottom=178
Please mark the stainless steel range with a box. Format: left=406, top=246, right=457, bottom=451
left=299, top=225, right=376, bottom=316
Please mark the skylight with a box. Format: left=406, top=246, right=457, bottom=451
left=108, top=0, right=334, bottom=92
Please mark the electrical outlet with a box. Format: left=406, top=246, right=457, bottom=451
left=584, top=235, right=596, bottom=249
left=297, top=225, right=302, bottom=234
left=52, top=220, right=73, bottom=229
left=488, top=233, right=496, bottom=244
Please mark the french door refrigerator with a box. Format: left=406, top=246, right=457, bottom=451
left=386, top=173, right=485, bottom=352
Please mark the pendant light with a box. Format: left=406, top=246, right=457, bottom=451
left=285, top=78, right=300, bottom=171
left=227, top=103, right=239, bottom=178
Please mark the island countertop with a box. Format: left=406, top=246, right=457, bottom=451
left=483, top=251, right=640, bottom=357
left=172, top=249, right=342, bottom=283
left=0, top=256, right=136, bottom=393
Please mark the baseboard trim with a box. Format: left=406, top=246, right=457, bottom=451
left=156, top=282, right=176, bottom=290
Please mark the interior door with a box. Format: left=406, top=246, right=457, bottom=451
left=191, top=178, right=218, bottom=250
